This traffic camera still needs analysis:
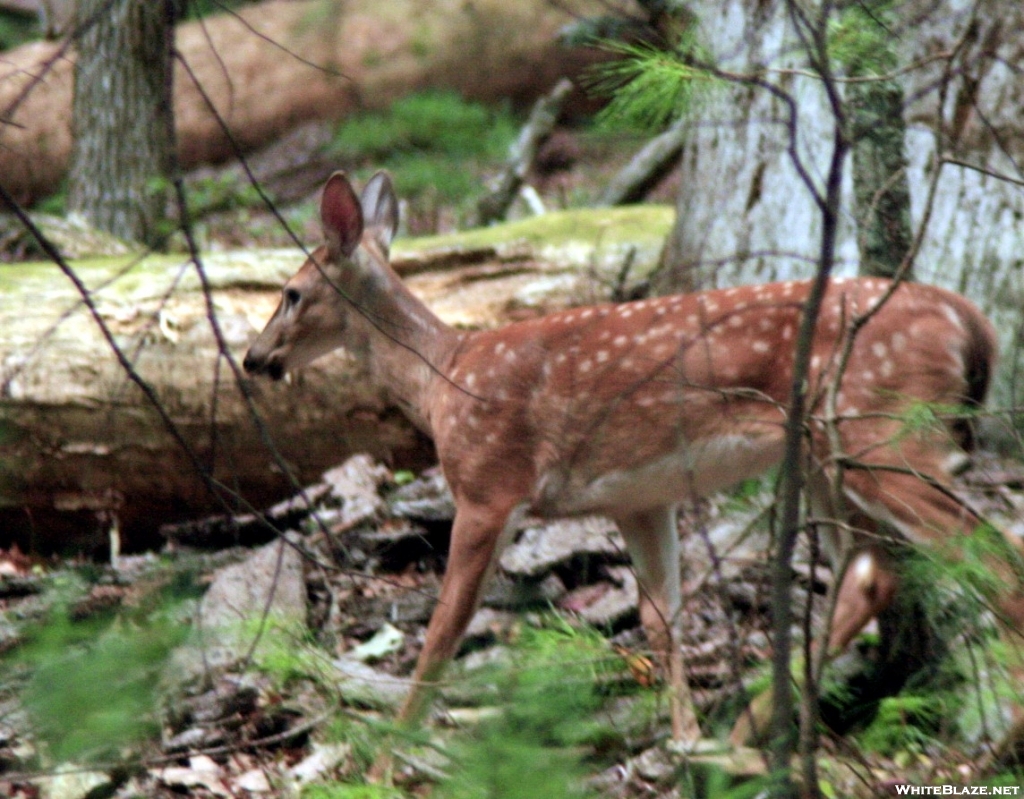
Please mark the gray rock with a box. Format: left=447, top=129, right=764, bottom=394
left=329, top=656, right=410, bottom=710
left=322, top=454, right=391, bottom=530
left=387, top=469, right=456, bottom=521
left=569, top=566, right=638, bottom=628
left=499, top=516, right=625, bottom=577
left=178, top=537, right=307, bottom=678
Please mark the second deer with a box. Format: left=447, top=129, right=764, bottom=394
left=244, top=171, right=1024, bottom=756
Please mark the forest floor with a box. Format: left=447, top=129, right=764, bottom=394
left=3, top=450, right=1024, bottom=798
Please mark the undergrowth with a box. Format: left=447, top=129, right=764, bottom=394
left=331, top=90, right=518, bottom=220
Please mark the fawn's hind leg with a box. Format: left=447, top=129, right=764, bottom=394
left=616, top=506, right=701, bottom=744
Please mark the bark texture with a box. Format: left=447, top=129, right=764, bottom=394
left=846, top=9, right=913, bottom=282
left=66, top=0, right=176, bottom=244
left=657, top=0, right=1024, bottom=405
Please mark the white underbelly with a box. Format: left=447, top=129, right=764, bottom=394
left=539, top=432, right=786, bottom=516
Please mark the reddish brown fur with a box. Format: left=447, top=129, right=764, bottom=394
left=245, top=172, right=1024, bottom=759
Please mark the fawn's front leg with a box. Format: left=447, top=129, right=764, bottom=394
left=616, top=505, right=701, bottom=744
left=397, top=498, right=518, bottom=723
left=370, top=497, right=519, bottom=781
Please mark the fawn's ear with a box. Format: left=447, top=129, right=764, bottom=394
left=320, top=172, right=364, bottom=258
left=360, top=171, right=399, bottom=256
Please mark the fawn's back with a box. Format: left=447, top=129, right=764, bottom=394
left=432, top=277, right=993, bottom=528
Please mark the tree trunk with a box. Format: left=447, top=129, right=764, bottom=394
left=846, top=6, right=913, bottom=282
left=66, top=0, right=176, bottom=245
left=654, top=0, right=1024, bottom=409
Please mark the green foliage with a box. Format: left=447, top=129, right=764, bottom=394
left=855, top=692, right=945, bottom=754
left=893, top=400, right=983, bottom=460
left=690, top=767, right=773, bottom=799
left=827, top=0, right=899, bottom=75
left=182, top=0, right=258, bottom=21
left=0, top=11, right=41, bottom=50
left=303, top=785, right=404, bottom=799
left=331, top=91, right=517, bottom=202
left=14, top=604, right=187, bottom=762
left=239, top=612, right=337, bottom=692
left=903, top=521, right=1017, bottom=612
left=184, top=174, right=263, bottom=218
left=432, top=616, right=621, bottom=798
left=588, top=38, right=712, bottom=133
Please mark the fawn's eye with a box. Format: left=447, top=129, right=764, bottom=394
left=284, top=287, right=301, bottom=307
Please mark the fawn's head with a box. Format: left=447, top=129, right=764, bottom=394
left=243, top=171, right=399, bottom=380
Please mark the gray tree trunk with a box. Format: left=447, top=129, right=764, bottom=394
left=65, top=0, right=177, bottom=245
left=847, top=34, right=913, bottom=280
left=655, top=0, right=1024, bottom=408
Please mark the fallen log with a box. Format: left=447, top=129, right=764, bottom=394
left=0, top=205, right=673, bottom=554
left=0, top=0, right=607, bottom=205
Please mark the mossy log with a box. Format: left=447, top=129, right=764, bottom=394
left=0, top=206, right=673, bottom=553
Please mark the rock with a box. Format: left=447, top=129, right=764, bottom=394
left=561, top=565, right=638, bottom=628
left=499, top=516, right=625, bottom=577
left=387, top=469, right=456, bottom=521
left=289, top=742, right=351, bottom=785
left=178, top=537, right=307, bottom=677
left=630, top=744, right=679, bottom=783
left=321, top=455, right=391, bottom=530
left=36, top=766, right=109, bottom=799
left=329, top=656, right=410, bottom=710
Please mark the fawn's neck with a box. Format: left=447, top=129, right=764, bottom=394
left=352, top=256, right=461, bottom=433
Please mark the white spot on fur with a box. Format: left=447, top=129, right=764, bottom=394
left=852, top=551, right=876, bottom=587
left=752, top=340, right=770, bottom=353
left=941, top=302, right=963, bottom=330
